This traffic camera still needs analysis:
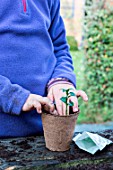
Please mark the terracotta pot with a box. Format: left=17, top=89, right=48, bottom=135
left=41, top=112, right=79, bottom=152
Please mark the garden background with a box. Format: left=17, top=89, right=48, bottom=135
left=60, top=0, right=113, bottom=124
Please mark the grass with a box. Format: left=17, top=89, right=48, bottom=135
left=71, top=50, right=85, bottom=90
left=71, top=50, right=90, bottom=124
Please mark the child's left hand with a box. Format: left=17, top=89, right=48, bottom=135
left=47, top=84, right=88, bottom=116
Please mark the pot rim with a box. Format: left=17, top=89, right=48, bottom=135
left=42, top=110, right=79, bottom=117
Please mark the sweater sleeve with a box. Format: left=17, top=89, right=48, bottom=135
left=49, top=0, right=76, bottom=87
left=0, top=75, right=30, bottom=115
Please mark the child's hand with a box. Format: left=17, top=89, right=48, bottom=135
left=22, top=94, right=54, bottom=113
left=47, top=84, right=88, bottom=116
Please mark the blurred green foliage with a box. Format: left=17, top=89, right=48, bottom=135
left=83, top=1, right=113, bottom=122
left=67, top=36, right=78, bottom=51
left=71, top=50, right=89, bottom=123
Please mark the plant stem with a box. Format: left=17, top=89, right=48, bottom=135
left=66, top=98, right=68, bottom=115
left=66, top=91, right=69, bottom=115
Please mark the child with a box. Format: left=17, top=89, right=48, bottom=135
left=0, top=0, right=88, bottom=138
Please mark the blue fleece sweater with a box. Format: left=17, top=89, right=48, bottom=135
left=0, top=0, right=76, bottom=137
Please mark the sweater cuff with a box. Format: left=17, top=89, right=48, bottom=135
left=47, top=78, right=74, bottom=92
left=10, top=88, right=30, bottom=115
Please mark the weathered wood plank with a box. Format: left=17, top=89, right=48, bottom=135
left=0, top=130, right=113, bottom=170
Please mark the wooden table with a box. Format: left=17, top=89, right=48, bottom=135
left=0, top=130, right=113, bottom=170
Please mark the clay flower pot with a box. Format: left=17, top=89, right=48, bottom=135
left=41, top=111, right=79, bottom=152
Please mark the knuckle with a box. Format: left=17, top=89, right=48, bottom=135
left=42, top=98, right=49, bottom=105
left=43, top=97, right=48, bottom=102
left=34, top=100, right=41, bottom=108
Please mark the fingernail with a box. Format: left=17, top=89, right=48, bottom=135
left=85, top=97, right=88, bottom=101
left=50, top=110, right=58, bottom=115
left=50, top=102, right=54, bottom=105
left=73, top=108, right=78, bottom=112
left=39, top=110, right=42, bottom=113
left=50, top=108, right=53, bottom=112
left=51, top=101, right=56, bottom=105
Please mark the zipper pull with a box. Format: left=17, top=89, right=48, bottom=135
left=22, top=0, right=27, bottom=12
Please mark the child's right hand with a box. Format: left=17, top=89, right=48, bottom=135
left=22, top=94, right=54, bottom=113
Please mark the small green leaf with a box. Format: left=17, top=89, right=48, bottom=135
left=60, top=88, right=68, bottom=92
left=60, top=97, right=67, bottom=104
left=63, top=89, right=68, bottom=92
left=69, top=92, right=76, bottom=97
left=68, top=101, right=74, bottom=106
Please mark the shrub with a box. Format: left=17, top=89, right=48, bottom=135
left=84, top=0, right=113, bottom=122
